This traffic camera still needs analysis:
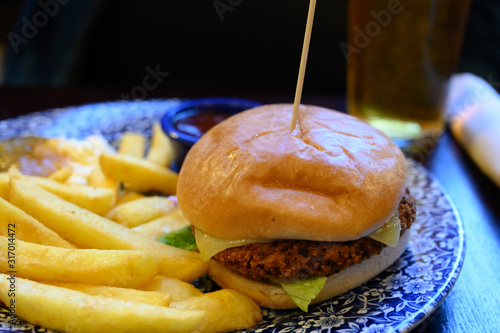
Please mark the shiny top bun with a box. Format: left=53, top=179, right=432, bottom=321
left=177, top=104, right=407, bottom=242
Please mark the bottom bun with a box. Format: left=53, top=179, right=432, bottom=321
left=208, top=231, right=410, bottom=309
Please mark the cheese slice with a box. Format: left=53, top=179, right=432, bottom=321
left=194, top=228, right=272, bottom=261
left=368, top=212, right=401, bottom=247
left=195, top=210, right=401, bottom=260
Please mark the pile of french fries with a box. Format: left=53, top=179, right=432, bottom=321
left=0, top=124, right=262, bottom=333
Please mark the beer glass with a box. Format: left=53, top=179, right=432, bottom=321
left=346, top=0, right=471, bottom=150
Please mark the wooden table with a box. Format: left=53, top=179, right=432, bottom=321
left=1, top=87, right=499, bottom=332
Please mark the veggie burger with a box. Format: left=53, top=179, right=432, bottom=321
left=177, top=104, right=416, bottom=311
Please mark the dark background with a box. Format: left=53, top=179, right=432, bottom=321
left=1, top=0, right=500, bottom=98
left=79, top=0, right=348, bottom=95
left=0, top=2, right=500, bottom=333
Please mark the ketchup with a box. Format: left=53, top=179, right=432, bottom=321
left=173, top=110, right=231, bottom=138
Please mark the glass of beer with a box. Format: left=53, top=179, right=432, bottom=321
left=346, top=0, right=471, bottom=152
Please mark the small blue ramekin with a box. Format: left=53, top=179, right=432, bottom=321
left=161, top=97, right=261, bottom=170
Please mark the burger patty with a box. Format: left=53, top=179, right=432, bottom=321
left=213, top=190, right=416, bottom=283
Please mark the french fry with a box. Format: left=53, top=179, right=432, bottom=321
left=48, top=166, right=73, bottom=182
left=115, top=191, right=145, bottom=206
left=0, top=173, right=8, bottom=199
left=119, top=132, right=146, bottom=158
left=0, top=198, right=75, bottom=248
left=89, top=165, right=119, bottom=195
left=0, top=275, right=206, bottom=333
left=140, top=275, right=203, bottom=302
left=146, top=123, right=175, bottom=167
left=171, top=289, right=263, bottom=333
left=64, top=171, right=91, bottom=185
left=0, top=237, right=159, bottom=288
left=100, top=153, right=178, bottom=195
left=106, top=196, right=176, bottom=228
left=132, top=210, right=190, bottom=240
left=47, top=282, right=171, bottom=307
left=9, top=177, right=208, bottom=281
left=25, top=175, right=116, bottom=215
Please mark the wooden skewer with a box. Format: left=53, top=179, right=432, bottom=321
left=290, top=0, right=317, bottom=132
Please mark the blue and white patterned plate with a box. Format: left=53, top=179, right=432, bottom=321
left=0, top=100, right=465, bottom=333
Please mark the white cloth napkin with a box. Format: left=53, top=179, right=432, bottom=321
left=446, top=73, right=500, bottom=187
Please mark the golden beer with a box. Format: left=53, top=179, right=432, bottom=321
left=346, top=0, right=470, bottom=146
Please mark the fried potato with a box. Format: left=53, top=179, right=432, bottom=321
left=171, top=289, right=263, bottom=333
left=47, top=282, right=171, bottom=307
left=132, top=210, right=190, bottom=240
left=0, top=237, right=158, bottom=288
left=0, top=173, right=8, bottom=199
left=0, top=275, right=206, bottom=333
left=26, top=175, right=116, bottom=215
left=89, top=165, right=119, bottom=195
left=118, top=132, right=146, bottom=158
left=146, top=123, right=175, bottom=167
left=48, top=166, right=73, bottom=182
left=115, top=191, right=145, bottom=206
left=140, top=275, right=203, bottom=302
left=100, top=153, right=178, bottom=195
left=0, top=198, right=75, bottom=248
left=9, top=177, right=208, bottom=282
left=106, top=196, right=176, bottom=228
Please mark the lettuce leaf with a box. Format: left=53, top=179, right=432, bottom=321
left=276, top=276, right=327, bottom=312
left=157, top=226, right=197, bottom=250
